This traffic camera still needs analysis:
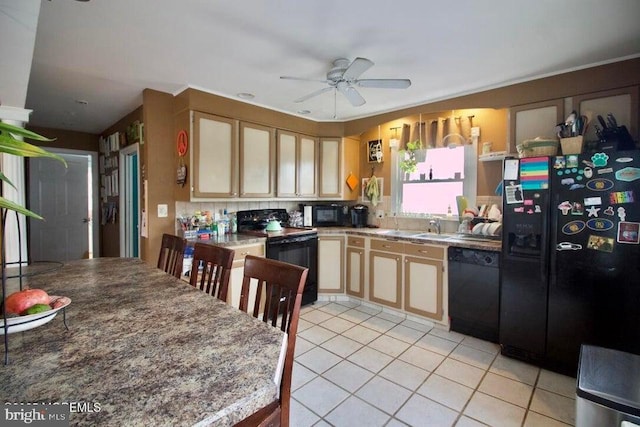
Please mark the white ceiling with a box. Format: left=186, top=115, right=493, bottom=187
left=15, top=0, right=640, bottom=134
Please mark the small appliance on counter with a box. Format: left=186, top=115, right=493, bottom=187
left=300, top=203, right=348, bottom=227
left=350, top=204, right=369, bottom=228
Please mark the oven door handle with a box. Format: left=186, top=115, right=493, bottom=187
left=268, top=235, right=318, bottom=246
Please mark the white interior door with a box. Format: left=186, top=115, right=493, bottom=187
left=28, top=151, right=97, bottom=262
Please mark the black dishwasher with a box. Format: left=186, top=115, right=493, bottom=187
left=448, top=247, right=500, bottom=342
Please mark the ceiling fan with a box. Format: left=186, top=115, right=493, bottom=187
left=280, top=57, right=411, bottom=107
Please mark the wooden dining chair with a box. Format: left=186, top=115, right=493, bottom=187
left=234, top=255, right=309, bottom=427
left=157, top=233, right=187, bottom=278
left=188, top=243, right=235, bottom=301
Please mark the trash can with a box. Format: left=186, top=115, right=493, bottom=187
left=576, top=345, right=640, bottom=427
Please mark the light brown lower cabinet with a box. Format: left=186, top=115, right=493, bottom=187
left=403, top=243, right=444, bottom=320
left=228, top=243, right=265, bottom=309
left=369, top=239, right=403, bottom=309
left=346, top=236, right=365, bottom=298
left=318, top=235, right=344, bottom=293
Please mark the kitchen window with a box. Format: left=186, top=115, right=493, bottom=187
left=392, top=145, right=477, bottom=216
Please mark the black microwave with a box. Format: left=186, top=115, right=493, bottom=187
left=301, top=204, right=348, bottom=227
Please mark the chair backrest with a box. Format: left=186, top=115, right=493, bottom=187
left=189, top=243, right=235, bottom=301
left=157, top=233, right=186, bottom=278
left=239, top=255, right=308, bottom=427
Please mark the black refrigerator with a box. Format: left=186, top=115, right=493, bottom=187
left=500, top=151, right=640, bottom=376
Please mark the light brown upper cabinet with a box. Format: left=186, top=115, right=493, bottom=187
left=318, top=137, right=359, bottom=200
left=509, top=99, right=564, bottom=152
left=276, top=131, right=317, bottom=198
left=239, top=122, right=275, bottom=198
left=572, top=86, right=639, bottom=143
left=192, top=111, right=239, bottom=198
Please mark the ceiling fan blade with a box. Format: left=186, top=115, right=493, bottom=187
left=337, top=82, right=366, bottom=106
left=280, top=76, right=329, bottom=84
left=342, top=57, right=374, bottom=81
left=356, top=78, right=412, bottom=89
left=294, top=86, right=333, bottom=103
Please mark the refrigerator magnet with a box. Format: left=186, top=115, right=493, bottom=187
left=505, top=184, right=524, bottom=204
left=587, top=235, right=615, bottom=252
left=615, top=167, right=640, bottom=182
left=586, top=178, right=614, bottom=191
left=617, top=222, right=640, bottom=244
left=566, top=155, right=579, bottom=168
left=586, top=218, right=614, bottom=231
left=603, top=206, right=615, bottom=216
left=553, top=157, right=566, bottom=169
left=571, top=202, right=584, bottom=216
left=562, top=220, right=586, bottom=235
left=591, top=153, right=610, bottom=167
left=610, top=191, right=635, bottom=204
left=585, top=206, right=601, bottom=217
left=558, top=201, right=572, bottom=215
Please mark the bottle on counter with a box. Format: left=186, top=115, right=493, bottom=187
left=230, top=212, right=237, bottom=233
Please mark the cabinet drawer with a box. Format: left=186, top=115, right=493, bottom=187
left=404, top=243, right=444, bottom=260
left=347, top=236, right=365, bottom=247
left=231, top=244, right=264, bottom=268
left=371, top=239, right=404, bottom=253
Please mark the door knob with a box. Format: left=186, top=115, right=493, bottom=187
left=82, top=218, right=91, bottom=223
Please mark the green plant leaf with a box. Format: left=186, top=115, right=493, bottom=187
left=0, top=122, right=55, bottom=142
left=0, top=134, right=67, bottom=165
left=0, top=196, right=43, bottom=220
left=0, top=171, right=16, bottom=189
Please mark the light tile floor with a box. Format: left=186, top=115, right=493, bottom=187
left=291, top=300, right=577, bottom=427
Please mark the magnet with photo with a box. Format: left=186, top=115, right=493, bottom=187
left=617, top=222, right=640, bottom=244
left=587, top=235, right=615, bottom=252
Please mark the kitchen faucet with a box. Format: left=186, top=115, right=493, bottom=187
left=429, top=217, right=441, bottom=234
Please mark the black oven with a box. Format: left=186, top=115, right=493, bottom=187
left=266, top=233, right=318, bottom=306
left=237, top=208, right=318, bottom=306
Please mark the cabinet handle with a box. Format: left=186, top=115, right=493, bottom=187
left=382, top=245, right=391, bottom=248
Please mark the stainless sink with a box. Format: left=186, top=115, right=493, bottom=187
left=376, top=230, right=421, bottom=237
left=412, top=233, right=449, bottom=240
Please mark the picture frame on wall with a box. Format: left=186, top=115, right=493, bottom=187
left=368, top=139, right=383, bottom=163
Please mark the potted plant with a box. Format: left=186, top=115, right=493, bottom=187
left=0, top=122, right=65, bottom=219
left=399, top=140, right=424, bottom=175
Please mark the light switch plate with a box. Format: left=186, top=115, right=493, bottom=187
left=157, top=204, right=168, bottom=218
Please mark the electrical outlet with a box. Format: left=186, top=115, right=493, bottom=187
left=470, top=127, right=481, bottom=137
left=376, top=210, right=385, bottom=219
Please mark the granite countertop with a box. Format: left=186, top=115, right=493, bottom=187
left=0, top=258, right=285, bottom=426
left=186, top=233, right=266, bottom=248
left=315, top=227, right=502, bottom=251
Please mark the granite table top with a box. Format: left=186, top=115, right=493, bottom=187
left=0, top=258, right=286, bottom=426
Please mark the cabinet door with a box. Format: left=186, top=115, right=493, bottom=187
left=276, top=131, right=297, bottom=197
left=193, top=112, right=238, bottom=198
left=318, top=236, right=344, bottom=293
left=227, top=243, right=265, bottom=308
left=510, top=99, right=564, bottom=152
left=240, top=122, right=274, bottom=197
left=318, top=138, right=342, bottom=198
left=572, top=87, right=639, bottom=143
left=404, top=256, right=443, bottom=320
left=298, top=135, right=317, bottom=197
left=346, top=246, right=364, bottom=298
left=369, top=250, right=402, bottom=308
